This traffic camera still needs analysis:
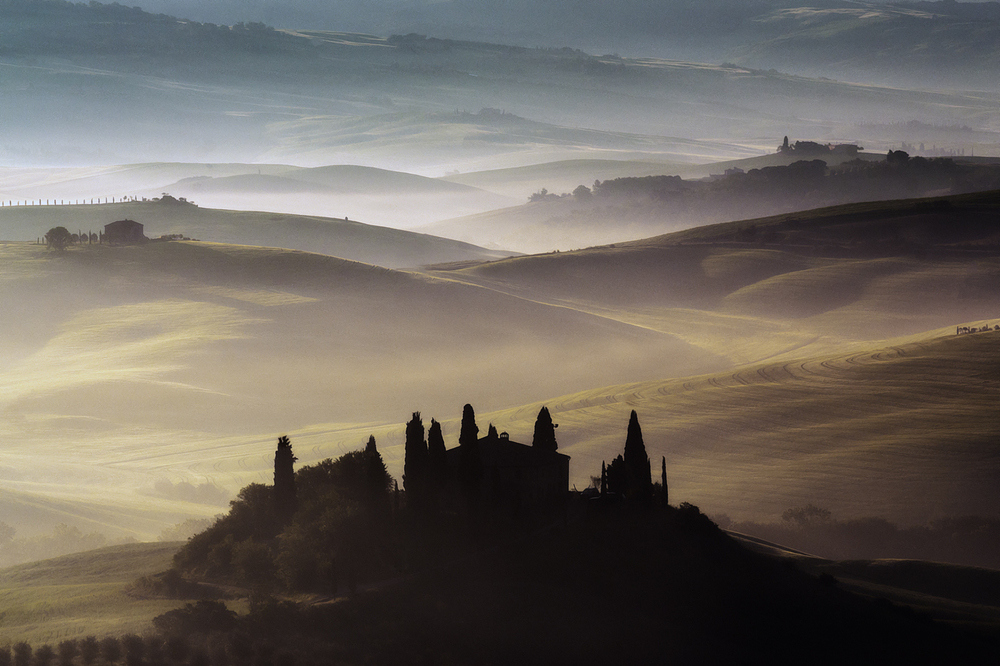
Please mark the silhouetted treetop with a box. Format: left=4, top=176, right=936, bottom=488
left=624, top=410, right=652, bottom=500
left=404, top=412, right=429, bottom=510
left=44, top=226, right=72, bottom=251
left=273, top=435, right=297, bottom=521
left=459, top=404, right=483, bottom=506
left=531, top=406, right=558, bottom=452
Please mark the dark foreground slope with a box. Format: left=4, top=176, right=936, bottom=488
left=158, top=507, right=997, bottom=665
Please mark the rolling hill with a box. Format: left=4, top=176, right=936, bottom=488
left=0, top=201, right=515, bottom=268
left=421, top=160, right=1000, bottom=253
left=1, top=519, right=997, bottom=660
left=2, top=190, right=998, bottom=546
left=0, top=239, right=719, bottom=540
left=3, top=2, right=1000, bottom=170
left=0, top=162, right=517, bottom=232
left=0, top=542, right=183, bottom=645
left=117, top=0, right=1000, bottom=91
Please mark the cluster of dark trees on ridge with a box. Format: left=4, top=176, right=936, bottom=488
left=168, top=405, right=666, bottom=597
left=533, top=147, right=1000, bottom=231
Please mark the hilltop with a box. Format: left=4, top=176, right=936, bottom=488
left=1, top=512, right=997, bottom=662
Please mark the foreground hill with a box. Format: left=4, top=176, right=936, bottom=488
left=0, top=201, right=514, bottom=268
left=3, top=515, right=997, bottom=661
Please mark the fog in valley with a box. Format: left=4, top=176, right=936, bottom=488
left=0, top=2, right=999, bottom=641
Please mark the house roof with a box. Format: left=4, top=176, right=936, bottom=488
left=445, top=434, right=569, bottom=468
left=105, top=219, right=143, bottom=230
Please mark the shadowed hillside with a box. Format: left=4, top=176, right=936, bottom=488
left=2, top=512, right=997, bottom=662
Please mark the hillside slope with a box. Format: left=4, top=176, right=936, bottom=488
left=3, top=2, right=1000, bottom=169
left=422, top=163, right=1000, bottom=253
left=0, top=201, right=515, bottom=268
left=454, top=328, right=1000, bottom=527
left=0, top=240, right=718, bottom=538
left=0, top=542, right=182, bottom=644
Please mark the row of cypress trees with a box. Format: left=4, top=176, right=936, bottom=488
left=402, top=404, right=560, bottom=512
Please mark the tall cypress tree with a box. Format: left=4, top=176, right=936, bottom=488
left=458, top=404, right=482, bottom=508
left=273, top=435, right=297, bottom=522
left=427, top=420, right=447, bottom=479
left=661, top=456, right=669, bottom=507
left=427, top=418, right=448, bottom=509
left=403, top=412, right=428, bottom=510
left=623, top=410, right=651, bottom=500
left=531, top=406, right=558, bottom=452
left=364, top=435, right=391, bottom=510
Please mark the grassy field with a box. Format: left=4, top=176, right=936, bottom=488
left=0, top=542, right=183, bottom=645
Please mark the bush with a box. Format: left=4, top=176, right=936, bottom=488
left=32, top=645, right=53, bottom=666
left=12, top=643, right=31, bottom=666
left=99, top=637, right=121, bottom=664
left=78, top=637, right=99, bottom=665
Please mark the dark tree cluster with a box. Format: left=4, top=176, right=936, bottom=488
left=600, top=410, right=670, bottom=507
left=174, top=434, right=393, bottom=594
left=603, top=410, right=654, bottom=501
left=573, top=155, right=1000, bottom=236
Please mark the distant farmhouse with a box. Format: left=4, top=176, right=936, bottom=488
left=445, top=429, right=570, bottom=514
left=103, top=219, right=146, bottom=244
